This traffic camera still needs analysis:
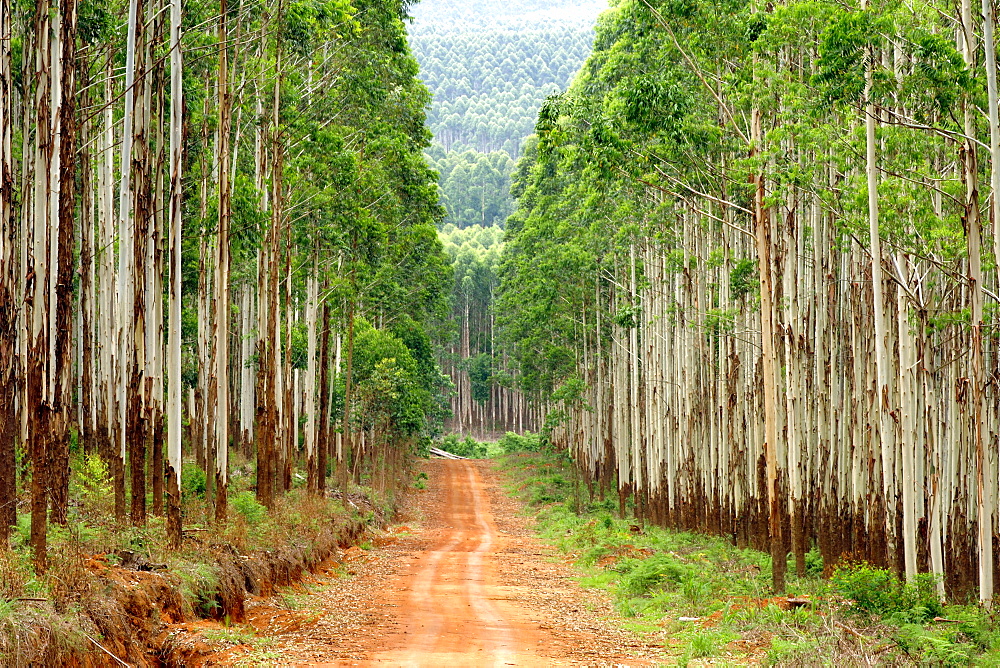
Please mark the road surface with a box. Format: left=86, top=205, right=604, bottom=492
left=206, top=459, right=659, bottom=666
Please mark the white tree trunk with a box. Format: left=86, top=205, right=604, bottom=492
left=166, top=0, right=183, bottom=546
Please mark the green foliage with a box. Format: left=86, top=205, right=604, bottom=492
left=832, top=563, right=943, bottom=621
left=426, top=150, right=516, bottom=229
left=686, top=628, right=737, bottom=659
left=467, top=353, right=493, bottom=404
left=13, top=513, right=30, bottom=548
left=70, top=453, right=112, bottom=513
left=438, top=433, right=489, bottom=458
left=176, top=561, right=223, bottom=618
left=410, top=1, right=604, bottom=233
left=497, top=431, right=541, bottom=453
left=410, top=11, right=599, bottom=157
left=231, top=491, right=268, bottom=527
left=765, top=637, right=822, bottom=665
left=349, top=320, right=438, bottom=439
left=618, top=553, right=693, bottom=597
left=729, top=258, right=758, bottom=301
left=813, top=9, right=892, bottom=104
left=183, top=465, right=207, bottom=500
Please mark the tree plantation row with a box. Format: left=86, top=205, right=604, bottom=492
left=498, top=0, right=1000, bottom=603
left=0, top=0, right=456, bottom=574
left=410, top=23, right=594, bottom=156
left=438, top=223, right=539, bottom=438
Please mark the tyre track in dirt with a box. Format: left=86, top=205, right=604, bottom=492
left=366, top=459, right=521, bottom=666
left=213, top=459, right=663, bottom=666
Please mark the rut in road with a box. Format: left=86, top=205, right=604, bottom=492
left=336, top=459, right=656, bottom=667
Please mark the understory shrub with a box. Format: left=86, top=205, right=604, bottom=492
left=438, top=433, right=488, bottom=458
left=498, top=431, right=541, bottom=453
left=182, top=465, right=207, bottom=499
left=617, top=553, right=693, bottom=597
left=832, top=563, right=943, bottom=621
left=231, top=491, right=267, bottom=527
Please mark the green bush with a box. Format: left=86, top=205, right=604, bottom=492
left=530, top=478, right=566, bottom=505
left=70, top=452, right=112, bottom=515
left=688, top=629, right=737, bottom=659
left=805, top=545, right=824, bottom=576
left=832, top=563, right=943, bottom=621
left=231, top=491, right=267, bottom=527
left=894, top=624, right=977, bottom=667
left=438, top=433, right=488, bottom=458
left=182, top=465, right=206, bottom=499
left=498, top=431, right=541, bottom=453
left=618, top=553, right=692, bottom=597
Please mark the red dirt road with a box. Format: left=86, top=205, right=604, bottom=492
left=355, top=459, right=549, bottom=666
left=208, top=459, right=662, bottom=666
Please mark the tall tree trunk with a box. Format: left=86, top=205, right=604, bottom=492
left=342, top=298, right=356, bottom=485
left=0, top=0, right=17, bottom=546
left=317, top=302, right=331, bottom=494
left=28, top=0, right=61, bottom=571
left=751, top=103, right=784, bottom=594
left=117, top=0, right=141, bottom=526
left=50, top=0, right=78, bottom=526
left=128, top=0, right=152, bottom=527
left=149, top=7, right=167, bottom=517
left=214, top=0, right=232, bottom=523
left=960, top=0, right=992, bottom=602
left=864, top=19, right=896, bottom=574
left=306, top=268, right=318, bottom=494
left=166, top=0, right=184, bottom=549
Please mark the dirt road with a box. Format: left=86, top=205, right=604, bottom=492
left=209, top=459, right=661, bottom=666
left=358, top=458, right=549, bottom=666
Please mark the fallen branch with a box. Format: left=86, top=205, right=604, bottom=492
left=83, top=633, right=131, bottom=668
left=835, top=621, right=869, bottom=641
left=429, top=447, right=467, bottom=460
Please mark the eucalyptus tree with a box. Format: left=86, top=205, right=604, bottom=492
left=0, top=0, right=16, bottom=547
left=166, top=0, right=183, bottom=548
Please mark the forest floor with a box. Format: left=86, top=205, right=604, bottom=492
left=201, top=458, right=665, bottom=666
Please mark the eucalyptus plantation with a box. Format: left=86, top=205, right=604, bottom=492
left=0, top=0, right=451, bottom=573
left=501, top=0, right=1000, bottom=600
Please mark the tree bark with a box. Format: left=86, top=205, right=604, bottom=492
left=751, top=103, right=784, bottom=594
left=214, top=0, right=232, bottom=524
left=317, top=302, right=331, bottom=494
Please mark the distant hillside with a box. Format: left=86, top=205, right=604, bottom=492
left=411, top=27, right=592, bottom=156
left=408, top=0, right=605, bottom=228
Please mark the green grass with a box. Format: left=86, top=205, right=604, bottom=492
left=201, top=625, right=258, bottom=645
left=494, top=450, right=1000, bottom=665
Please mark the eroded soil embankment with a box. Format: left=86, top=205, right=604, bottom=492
left=6, top=502, right=374, bottom=667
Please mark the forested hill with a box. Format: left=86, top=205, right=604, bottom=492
left=498, top=0, right=1000, bottom=604
left=411, top=22, right=594, bottom=156
left=408, top=0, right=605, bottom=228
